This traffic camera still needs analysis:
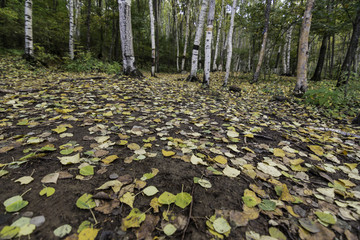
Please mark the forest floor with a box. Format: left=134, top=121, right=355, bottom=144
left=0, top=55, right=360, bottom=240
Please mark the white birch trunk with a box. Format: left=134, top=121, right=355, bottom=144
left=212, top=0, right=224, bottom=71
left=149, top=0, right=156, bottom=76
left=282, top=42, right=287, bottom=74
left=294, top=0, right=314, bottom=95
left=286, top=25, right=293, bottom=75
left=187, top=0, right=209, bottom=81
left=203, top=0, right=215, bottom=87
left=24, top=0, right=33, bottom=59
left=224, top=0, right=237, bottom=86
left=174, top=0, right=180, bottom=72
left=181, top=3, right=190, bottom=72
left=74, top=0, right=81, bottom=39
left=69, top=0, right=75, bottom=60
left=118, top=0, right=141, bottom=76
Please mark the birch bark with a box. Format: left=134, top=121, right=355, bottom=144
left=251, top=0, right=271, bottom=83
left=173, top=0, right=180, bottom=72
left=69, top=0, right=75, bottom=60
left=212, top=0, right=224, bottom=71
left=203, top=0, right=215, bottom=87
left=24, top=0, right=33, bottom=60
left=74, top=0, right=81, bottom=40
left=223, top=0, right=237, bottom=86
left=149, top=0, right=156, bottom=76
left=186, top=0, right=209, bottom=82
left=181, top=1, right=190, bottom=72
left=294, top=0, right=315, bottom=96
left=118, top=0, right=143, bottom=77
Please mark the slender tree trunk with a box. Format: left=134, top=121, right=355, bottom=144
left=173, top=0, right=180, bottom=72
left=186, top=0, right=209, bottom=82
left=294, top=0, right=315, bottom=96
left=286, top=25, right=293, bottom=75
left=74, top=0, right=81, bottom=40
left=223, top=0, right=237, bottom=86
left=181, top=1, right=190, bottom=72
left=69, top=0, right=75, bottom=60
left=202, top=0, right=215, bottom=87
left=282, top=43, right=287, bottom=74
left=311, top=33, right=328, bottom=81
left=251, top=0, right=271, bottom=83
left=149, top=0, right=156, bottom=76
left=24, top=0, right=33, bottom=60
left=274, top=46, right=281, bottom=74
left=337, top=5, right=360, bottom=87
left=154, top=0, right=160, bottom=72
left=86, top=0, right=91, bottom=51
left=212, top=0, right=224, bottom=72
left=98, top=0, right=104, bottom=58
left=118, top=0, right=143, bottom=77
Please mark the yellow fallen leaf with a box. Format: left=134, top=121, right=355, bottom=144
left=102, top=155, right=118, bottom=164
left=127, top=143, right=140, bottom=150
left=309, top=154, right=322, bottom=161
left=290, top=158, right=305, bottom=165
left=308, top=145, right=324, bottom=156
left=286, top=205, right=300, bottom=217
left=78, top=228, right=100, bottom=240
left=290, top=164, right=308, bottom=172
left=150, top=197, right=162, bottom=213
left=244, top=133, right=254, bottom=138
left=338, top=179, right=356, bottom=188
left=344, top=163, right=357, bottom=170
left=214, top=155, right=227, bottom=164
left=242, top=147, right=255, bottom=154
left=273, top=148, right=285, bottom=157
left=103, top=111, right=113, bottom=117
left=279, top=184, right=295, bottom=202
left=120, top=192, right=135, bottom=208
left=162, top=149, right=175, bottom=157
left=56, top=108, right=75, bottom=114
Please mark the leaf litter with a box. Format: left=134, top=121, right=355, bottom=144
left=0, top=60, right=359, bottom=239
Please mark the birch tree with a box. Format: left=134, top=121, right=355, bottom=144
left=24, top=0, right=33, bottom=60
left=212, top=0, right=224, bottom=72
left=74, top=0, right=81, bottom=40
left=283, top=25, right=293, bottom=75
left=149, top=0, right=156, bottom=76
left=181, top=1, right=190, bottom=72
left=186, top=0, right=209, bottom=82
left=251, top=0, right=271, bottom=83
left=294, top=0, right=315, bottom=96
left=223, top=0, right=237, bottom=87
left=69, top=0, right=75, bottom=60
left=118, top=0, right=143, bottom=77
left=203, top=0, right=215, bottom=87
left=173, top=0, right=180, bottom=72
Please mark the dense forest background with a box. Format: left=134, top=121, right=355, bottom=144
left=0, top=0, right=359, bottom=74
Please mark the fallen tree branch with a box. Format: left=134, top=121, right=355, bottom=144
left=308, top=126, right=360, bottom=138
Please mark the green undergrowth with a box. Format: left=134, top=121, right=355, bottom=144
left=304, top=78, right=360, bottom=119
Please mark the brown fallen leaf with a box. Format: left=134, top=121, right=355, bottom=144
left=136, top=215, right=160, bottom=240
left=95, top=200, right=120, bottom=214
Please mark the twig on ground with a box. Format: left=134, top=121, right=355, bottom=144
left=181, top=184, right=195, bottom=240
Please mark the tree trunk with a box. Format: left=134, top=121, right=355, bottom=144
left=154, top=0, right=160, bottom=72
left=24, top=0, right=34, bottom=60
left=223, top=0, right=237, bottom=86
left=181, top=1, right=190, bottom=72
left=69, top=0, right=75, bottom=60
left=118, top=0, right=143, bottom=77
left=337, top=5, right=360, bottom=87
left=212, top=0, right=224, bottom=72
left=311, top=33, right=328, bottom=81
left=149, top=0, right=156, bottom=76
left=294, top=0, right=315, bottom=96
left=186, top=0, right=209, bottom=82
left=202, top=0, right=215, bottom=87
left=329, top=34, right=335, bottom=78
left=86, top=0, right=91, bottom=51
left=74, top=0, right=81, bottom=40
left=173, top=0, right=180, bottom=72
left=251, top=0, right=271, bottom=83
left=285, top=25, right=293, bottom=75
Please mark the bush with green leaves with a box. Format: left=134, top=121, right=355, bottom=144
left=304, top=78, right=360, bottom=118
left=63, top=52, right=121, bottom=74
